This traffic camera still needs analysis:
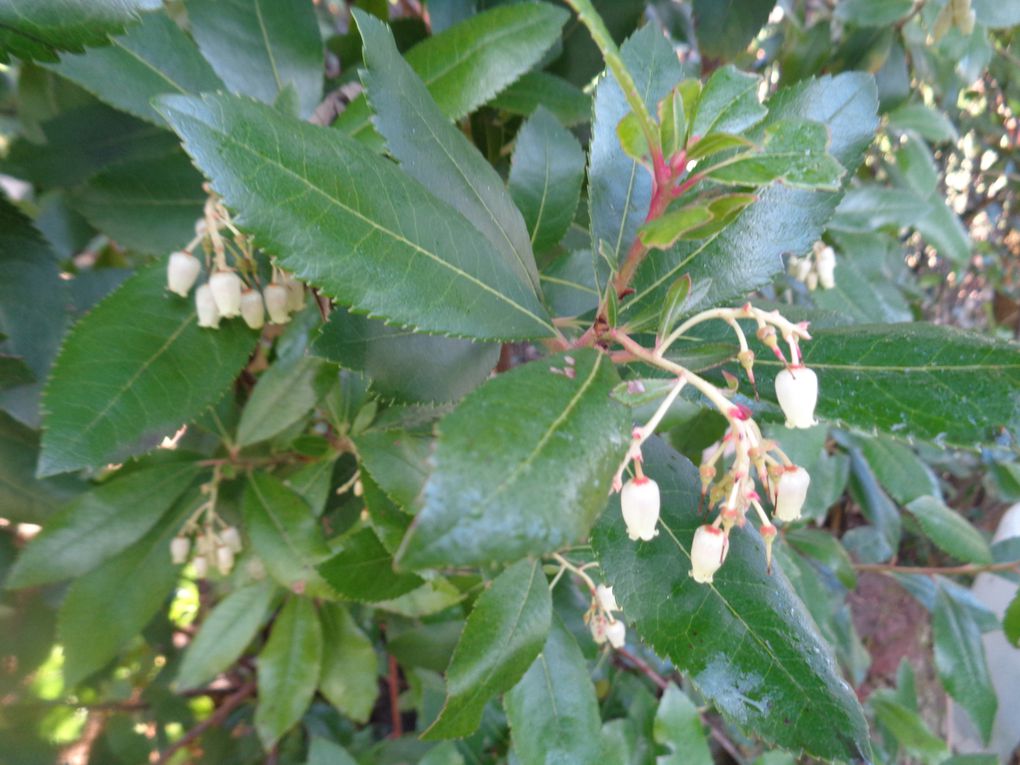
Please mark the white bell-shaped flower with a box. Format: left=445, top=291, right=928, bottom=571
left=775, top=466, right=811, bottom=522
left=167, top=251, right=201, bottom=297
left=621, top=477, right=660, bottom=541
left=590, top=613, right=608, bottom=645
left=216, top=544, right=235, bottom=575
left=263, top=283, right=291, bottom=324
left=193, top=554, right=209, bottom=578
left=774, top=366, right=818, bottom=429
left=596, top=584, right=619, bottom=613
left=816, top=246, right=836, bottom=289
left=209, top=270, right=243, bottom=317
left=221, top=526, right=243, bottom=553
left=195, top=284, right=221, bottom=328
left=170, top=536, right=190, bottom=565
left=239, top=289, right=265, bottom=329
left=606, top=619, right=626, bottom=649
left=690, top=525, right=729, bottom=584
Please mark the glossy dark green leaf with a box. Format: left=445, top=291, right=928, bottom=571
left=692, top=0, right=776, bottom=62
left=489, top=72, right=591, bottom=127
left=318, top=602, right=379, bottom=723
left=623, top=73, right=877, bottom=319
left=654, top=685, right=713, bottom=765
left=590, top=25, right=686, bottom=273
left=591, top=438, right=871, bottom=761
left=504, top=617, right=602, bottom=765
left=318, top=528, right=423, bottom=602
left=754, top=323, right=1020, bottom=448
left=0, top=412, right=83, bottom=523
left=0, top=0, right=161, bottom=62
left=1004, top=592, right=1020, bottom=647
left=906, top=496, right=992, bottom=564
left=158, top=93, right=554, bottom=341
left=853, top=434, right=939, bottom=505
left=236, top=356, right=334, bottom=447
left=356, top=10, right=541, bottom=296
left=509, top=107, right=586, bottom=253
left=255, top=596, right=323, bottom=749
left=49, top=11, right=222, bottom=126
left=314, top=310, right=498, bottom=405
left=690, top=65, right=767, bottom=139
left=426, top=559, right=552, bottom=739
left=932, top=586, right=996, bottom=744
left=175, top=579, right=278, bottom=690
left=38, top=264, right=258, bottom=476
left=540, top=249, right=601, bottom=319
left=58, top=498, right=186, bottom=687
left=336, top=2, right=570, bottom=140
left=397, top=350, right=631, bottom=568
left=186, top=0, right=322, bottom=118
left=0, top=198, right=70, bottom=428
left=8, top=462, right=198, bottom=588
left=354, top=427, right=432, bottom=512
left=243, top=472, right=331, bottom=595
left=0, top=356, right=34, bottom=390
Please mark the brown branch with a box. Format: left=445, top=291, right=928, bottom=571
left=853, top=559, right=1020, bottom=575
left=155, top=680, right=256, bottom=765
left=387, top=654, right=403, bottom=739
left=614, top=646, right=669, bottom=690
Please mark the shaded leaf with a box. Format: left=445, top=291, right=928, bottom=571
left=906, top=496, right=992, bottom=564
left=318, top=528, right=423, bottom=602
left=886, top=102, right=958, bottom=143
left=0, top=412, right=83, bottom=523
left=692, top=0, right=776, bottom=62
left=654, top=685, right=713, bottom=765
left=236, top=356, right=335, bottom=447
left=870, top=689, right=947, bottom=764
left=690, top=65, right=767, bottom=139
left=318, top=603, right=379, bottom=723
left=354, top=428, right=432, bottom=511
left=489, top=71, right=591, bottom=127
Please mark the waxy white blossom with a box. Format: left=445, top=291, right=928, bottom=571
left=596, top=584, right=619, bottom=613
left=209, top=270, right=243, bottom=317
left=240, top=289, right=265, bottom=329
left=170, top=536, right=190, bottom=565
left=195, top=284, right=221, bottom=328
left=774, top=366, right=818, bottom=428
left=167, top=251, right=201, bottom=297
left=621, top=477, right=660, bottom=541
left=690, top=525, right=729, bottom=584
left=775, top=466, right=811, bottom=522
left=606, top=620, right=626, bottom=649
left=816, top=246, right=836, bottom=289
left=264, top=283, right=291, bottom=324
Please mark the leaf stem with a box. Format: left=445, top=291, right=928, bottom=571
left=853, top=559, right=1020, bottom=576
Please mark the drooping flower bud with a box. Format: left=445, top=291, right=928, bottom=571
left=606, top=619, right=626, bottom=649
left=240, top=289, right=265, bottom=329
left=590, top=613, right=608, bottom=645
left=621, top=477, right=660, bottom=541
left=216, top=544, right=235, bottom=575
left=170, top=536, right=190, bottom=565
left=690, top=525, right=729, bottom=584
left=816, top=246, right=836, bottom=290
left=167, top=251, right=201, bottom=297
left=263, top=282, right=291, bottom=324
left=209, top=270, right=243, bottom=317
left=596, top=584, right=619, bottom=613
left=284, top=273, right=305, bottom=312
left=774, top=466, right=811, bottom=522
left=221, top=526, right=243, bottom=553
left=761, top=523, right=778, bottom=573
left=193, top=554, right=209, bottom=578
left=195, top=284, right=221, bottom=328
left=774, top=366, right=818, bottom=429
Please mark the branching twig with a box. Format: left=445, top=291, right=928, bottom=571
left=853, top=559, right=1020, bottom=575
left=155, top=680, right=256, bottom=765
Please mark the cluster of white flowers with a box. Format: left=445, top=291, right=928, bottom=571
left=587, top=583, right=626, bottom=649
left=171, top=524, right=242, bottom=577
left=787, top=242, right=836, bottom=291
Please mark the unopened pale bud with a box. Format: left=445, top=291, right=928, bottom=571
left=240, top=289, right=265, bottom=329
left=216, top=544, right=235, bottom=575
left=775, top=466, right=811, bottom=522
left=209, top=270, right=242, bottom=317
left=221, top=526, right=243, bottom=553
left=806, top=271, right=819, bottom=291
left=170, top=536, right=190, bottom=565
left=193, top=554, right=209, bottom=578
left=596, top=584, right=619, bottom=613
left=606, top=619, right=626, bottom=649
left=690, top=525, right=728, bottom=584
left=590, top=613, right=608, bottom=645
left=195, top=284, right=220, bottom=328
left=167, top=251, right=201, bottom=297
left=816, top=246, right=836, bottom=289
left=794, top=257, right=813, bottom=283
left=774, top=366, right=818, bottom=429
left=263, top=283, right=290, bottom=324
left=621, top=477, right=660, bottom=541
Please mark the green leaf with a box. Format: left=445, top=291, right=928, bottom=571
left=48, top=11, right=222, bottom=126
left=692, top=0, right=776, bottom=62
left=318, top=603, right=379, bottom=723
left=623, top=72, right=877, bottom=319
left=1004, top=592, right=1020, bottom=647
left=157, top=92, right=554, bottom=341
left=591, top=438, right=871, bottom=761
left=504, top=617, right=602, bottom=765
left=0, top=0, right=161, bottom=63
left=318, top=528, right=423, bottom=602
left=704, top=119, right=846, bottom=190
left=786, top=528, right=857, bottom=589
left=307, top=738, right=358, bottom=765
left=905, top=496, right=992, bottom=564
left=397, top=350, right=631, bottom=568
left=656, top=275, right=694, bottom=340
left=509, top=107, right=587, bottom=253
left=932, top=586, right=997, bottom=744
left=69, top=152, right=206, bottom=255
left=886, top=102, right=958, bottom=143
left=314, top=310, right=497, bottom=405
left=654, top=685, right=713, bottom=765
left=58, top=497, right=187, bottom=687
left=426, top=559, right=552, bottom=739
left=616, top=111, right=651, bottom=162
left=38, top=263, right=258, bottom=476
left=255, top=596, right=323, bottom=749
left=354, top=427, right=432, bottom=511
left=0, top=412, right=83, bottom=523
left=0, top=197, right=70, bottom=428
left=1, top=102, right=179, bottom=190
left=356, top=10, right=541, bottom=297
left=971, top=0, right=1020, bottom=27
left=690, top=65, right=767, bottom=139
left=590, top=25, right=687, bottom=272
left=835, top=0, right=915, bottom=27
left=685, top=131, right=754, bottom=161
left=869, top=690, right=948, bottom=764
left=489, top=72, right=591, bottom=127
left=854, top=434, right=940, bottom=504
left=638, top=206, right=714, bottom=248
left=8, top=462, right=198, bottom=588
left=754, top=323, right=1020, bottom=448
left=186, top=0, right=323, bottom=118
left=175, top=579, right=278, bottom=690
left=243, top=472, right=331, bottom=595
left=236, top=356, right=334, bottom=447
left=336, top=2, right=570, bottom=140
